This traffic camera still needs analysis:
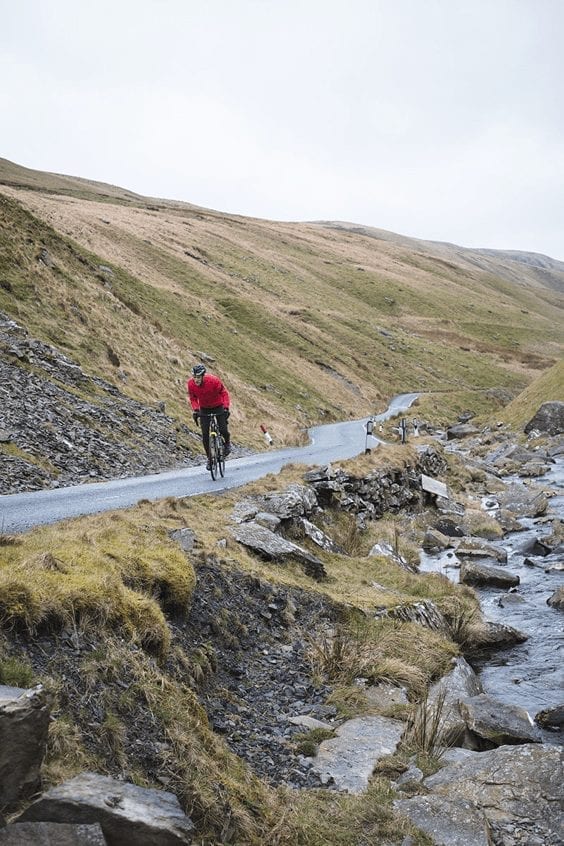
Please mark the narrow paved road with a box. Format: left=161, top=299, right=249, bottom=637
left=0, top=394, right=418, bottom=533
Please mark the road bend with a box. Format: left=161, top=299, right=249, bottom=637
left=0, top=393, right=418, bottom=533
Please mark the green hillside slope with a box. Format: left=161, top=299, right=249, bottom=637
left=1, top=158, right=563, bottom=449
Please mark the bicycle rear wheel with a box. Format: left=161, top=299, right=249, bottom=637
left=209, top=435, right=219, bottom=480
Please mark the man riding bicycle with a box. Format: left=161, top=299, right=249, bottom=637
left=187, top=364, right=231, bottom=469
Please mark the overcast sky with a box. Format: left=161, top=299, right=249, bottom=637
left=2, top=1, right=563, bottom=259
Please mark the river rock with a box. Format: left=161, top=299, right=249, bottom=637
left=547, top=586, right=564, bottom=609
left=422, top=529, right=454, bottom=551
left=467, top=620, right=528, bottom=651
left=496, top=508, right=526, bottom=532
left=459, top=560, right=519, bottom=588
left=446, top=424, right=480, bottom=440
left=455, top=538, right=507, bottom=562
left=0, top=822, right=107, bottom=845
left=18, top=772, right=194, bottom=845
left=310, top=715, right=404, bottom=793
left=534, top=704, right=564, bottom=729
left=458, top=694, right=541, bottom=745
left=496, top=484, right=548, bottom=517
left=0, top=684, right=51, bottom=809
left=427, top=657, right=483, bottom=748
left=396, top=743, right=563, bottom=846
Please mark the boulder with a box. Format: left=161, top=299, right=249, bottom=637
left=524, top=401, right=564, bottom=435
left=368, top=541, right=417, bottom=572
left=361, top=682, right=408, bottom=710
left=466, top=620, right=528, bottom=651
left=229, top=522, right=326, bottom=580
left=169, top=528, right=196, bottom=553
left=259, top=484, right=318, bottom=519
left=422, top=529, right=454, bottom=552
left=298, top=518, right=345, bottom=554
left=455, top=538, right=507, bottom=562
left=0, top=685, right=51, bottom=809
left=375, top=600, right=448, bottom=633
left=458, top=694, right=541, bottom=745
left=0, top=822, right=107, bottom=845
left=18, top=772, right=194, bottom=846
left=446, top=424, right=480, bottom=440
left=397, top=744, right=563, bottom=846
left=459, top=560, right=519, bottom=588
left=310, top=716, right=404, bottom=793
left=427, top=657, right=483, bottom=748
left=496, top=484, right=548, bottom=518
left=394, top=794, right=493, bottom=846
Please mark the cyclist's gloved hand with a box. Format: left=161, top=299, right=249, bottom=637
left=193, top=412, right=200, bottom=423
left=224, top=408, right=230, bottom=419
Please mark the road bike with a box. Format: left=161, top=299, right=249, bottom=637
left=201, top=411, right=226, bottom=480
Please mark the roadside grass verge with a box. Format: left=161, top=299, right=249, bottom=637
left=0, top=509, right=195, bottom=657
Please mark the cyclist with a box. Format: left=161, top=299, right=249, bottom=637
left=187, top=364, right=231, bottom=469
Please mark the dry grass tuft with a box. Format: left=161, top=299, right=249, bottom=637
left=307, top=616, right=457, bottom=698
left=0, top=533, right=22, bottom=547
left=403, top=686, right=452, bottom=761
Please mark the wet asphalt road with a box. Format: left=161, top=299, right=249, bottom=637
left=0, top=394, right=418, bottom=533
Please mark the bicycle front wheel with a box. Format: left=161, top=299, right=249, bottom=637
left=209, top=435, right=219, bottom=480
left=217, top=436, right=225, bottom=478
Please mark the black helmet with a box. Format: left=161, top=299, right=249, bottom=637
left=192, top=363, right=206, bottom=378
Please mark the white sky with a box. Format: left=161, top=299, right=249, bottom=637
left=2, top=0, right=563, bottom=260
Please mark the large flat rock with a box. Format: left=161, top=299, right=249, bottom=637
left=397, top=743, right=563, bottom=846
left=311, top=715, right=404, bottom=793
left=19, top=772, right=193, bottom=846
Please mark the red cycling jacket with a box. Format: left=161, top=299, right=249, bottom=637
left=187, top=373, right=230, bottom=411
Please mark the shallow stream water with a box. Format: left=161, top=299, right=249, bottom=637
left=419, top=458, right=564, bottom=742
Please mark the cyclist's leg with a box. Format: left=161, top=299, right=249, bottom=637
left=218, top=411, right=231, bottom=454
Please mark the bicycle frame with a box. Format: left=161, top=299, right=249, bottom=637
left=200, top=411, right=226, bottom=480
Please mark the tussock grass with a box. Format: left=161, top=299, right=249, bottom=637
left=0, top=510, right=195, bottom=656
left=44, top=717, right=98, bottom=785
left=307, top=615, right=457, bottom=698
left=462, top=508, right=504, bottom=540
left=269, top=778, right=421, bottom=846
left=0, top=653, right=34, bottom=687
left=403, top=687, right=452, bottom=761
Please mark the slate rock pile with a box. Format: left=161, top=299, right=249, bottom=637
left=0, top=312, right=197, bottom=494
left=172, top=554, right=340, bottom=789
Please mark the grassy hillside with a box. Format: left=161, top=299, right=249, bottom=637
left=497, top=359, right=564, bottom=429
left=1, top=157, right=563, bottom=452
